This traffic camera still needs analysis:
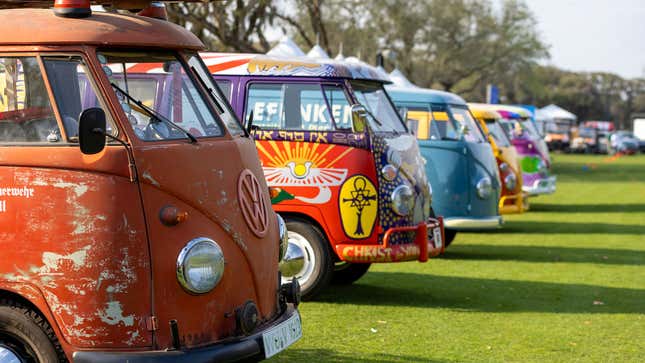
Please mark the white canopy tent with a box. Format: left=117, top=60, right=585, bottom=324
left=306, top=44, right=330, bottom=59
left=537, top=104, right=577, bottom=123
left=266, top=36, right=306, bottom=57
left=389, top=68, right=418, bottom=89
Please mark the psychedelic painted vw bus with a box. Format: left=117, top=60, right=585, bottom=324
left=0, top=2, right=300, bottom=362
left=204, top=53, right=444, bottom=298
left=469, top=104, right=529, bottom=214
left=387, top=87, right=501, bottom=246
left=490, top=105, right=556, bottom=196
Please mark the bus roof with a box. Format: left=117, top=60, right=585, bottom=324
left=201, top=52, right=391, bottom=83
left=0, top=8, right=203, bottom=50
left=484, top=104, right=532, bottom=119
left=468, top=103, right=502, bottom=120
left=385, top=85, right=467, bottom=106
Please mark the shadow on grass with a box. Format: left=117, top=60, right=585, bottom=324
left=485, top=220, right=645, bottom=235
left=441, top=244, right=645, bottom=266
left=529, top=203, right=645, bottom=213
left=270, top=349, right=444, bottom=363
left=316, top=272, right=645, bottom=314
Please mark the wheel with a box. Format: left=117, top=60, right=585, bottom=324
left=0, top=299, right=66, bottom=363
left=444, top=229, right=457, bottom=247
left=332, top=263, right=371, bottom=285
left=279, top=218, right=333, bottom=300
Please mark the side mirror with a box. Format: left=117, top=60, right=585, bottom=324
left=79, top=108, right=107, bottom=155
left=350, top=104, right=368, bottom=133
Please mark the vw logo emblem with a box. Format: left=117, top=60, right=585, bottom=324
left=238, top=169, right=269, bottom=237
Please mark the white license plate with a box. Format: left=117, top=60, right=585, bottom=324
left=433, top=227, right=443, bottom=249
left=262, top=311, right=302, bottom=359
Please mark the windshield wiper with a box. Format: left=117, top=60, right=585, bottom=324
left=110, top=82, right=197, bottom=143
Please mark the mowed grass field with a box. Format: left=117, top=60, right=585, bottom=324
left=271, top=154, right=645, bottom=362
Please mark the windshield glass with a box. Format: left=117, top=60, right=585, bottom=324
left=449, top=106, right=486, bottom=143
left=351, top=81, right=406, bottom=133
left=485, top=119, right=511, bottom=147
left=579, top=127, right=596, bottom=138
left=97, top=51, right=226, bottom=141
left=521, top=120, right=541, bottom=139
left=546, top=121, right=570, bottom=134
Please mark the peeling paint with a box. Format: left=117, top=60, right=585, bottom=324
left=98, top=301, right=134, bottom=326
left=52, top=182, right=89, bottom=197
left=42, top=245, right=91, bottom=272
left=142, top=171, right=160, bottom=187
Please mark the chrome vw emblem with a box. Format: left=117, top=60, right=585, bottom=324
left=238, top=169, right=269, bottom=237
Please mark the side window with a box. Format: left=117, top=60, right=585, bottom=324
left=43, top=56, right=117, bottom=140
left=215, top=80, right=232, bottom=102
left=0, top=57, right=60, bottom=143
left=246, top=83, right=334, bottom=131
left=323, top=85, right=352, bottom=130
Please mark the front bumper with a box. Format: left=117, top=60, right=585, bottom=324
left=499, top=191, right=529, bottom=214
left=444, top=216, right=503, bottom=230
left=334, top=217, right=445, bottom=263
left=73, top=304, right=300, bottom=363
left=522, top=175, right=557, bottom=195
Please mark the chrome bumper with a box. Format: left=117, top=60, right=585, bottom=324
left=522, top=176, right=557, bottom=195
left=444, top=216, right=503, bottom=230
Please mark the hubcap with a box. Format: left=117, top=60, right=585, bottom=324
left=279, top=231, right=315, bottom=286
left=0, top=344, right=24, bottom=363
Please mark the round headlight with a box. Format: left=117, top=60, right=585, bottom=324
left=381, top=164, right=398, bottom=181
left=392, top=184, right=415, bottom=216
left=499, top=162, right=510, bottom=173
left=177, top=238, right=225, bottom=294
left=277, top=214, right=288, bottom=262
left=504, top=173, right=517, bottom=191
left=476, top=177, right=493, bottom=199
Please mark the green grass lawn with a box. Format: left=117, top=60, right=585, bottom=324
left=272, top=154, right=645, bottom=362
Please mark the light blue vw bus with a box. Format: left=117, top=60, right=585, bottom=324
left=387, top=86, right=502, bottom=246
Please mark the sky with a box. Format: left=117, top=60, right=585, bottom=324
left=514, top=0, right=645, bottom=79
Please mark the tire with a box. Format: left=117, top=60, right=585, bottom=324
left=444, top=229, right=457, bottom=247
left=332, top=263, right=371, bottom=285
left=0, top=299, right=67, bottom=363
left=280, top=218, right=334, bottom=300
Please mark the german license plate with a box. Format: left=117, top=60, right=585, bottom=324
left=433, top=227, right=443, bottom=249
left=262, top=311, right=302, bottom=358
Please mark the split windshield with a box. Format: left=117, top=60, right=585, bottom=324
left=429, top=104, right=485, bottom=143
left=351, top=81, right=407, bottom=133
left=485, top=120, right=511, bottom=147
left=97, top=51, right=242, bottom=141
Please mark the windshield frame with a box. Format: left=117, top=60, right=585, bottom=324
left=94, top=48, right=234, bottom=143
left=348, top=80, right=408, bottom=134
left=484, top=119, right=512, bottom=147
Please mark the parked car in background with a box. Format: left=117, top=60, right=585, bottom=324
left=491, top=105, right=557, bottom=196
left=205, top=53, right=444, bottom=298
left=0, top=3, right=301, bottom=362
left=388, top=87, right=502, bottom=247
left=570, top=127, right=599, bottom=153
left=609, top=131, right=640, bottom=155
left=469, top=104, right=529, bottom=214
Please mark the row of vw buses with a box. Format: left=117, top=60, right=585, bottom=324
left=0, top=2, right=555, bottom=361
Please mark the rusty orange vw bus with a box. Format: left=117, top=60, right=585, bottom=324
left=205, top=53, right=444, bottom=298
left=0, top=2, right=300, bottom=362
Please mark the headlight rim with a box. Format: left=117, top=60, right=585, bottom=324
left=476, top=176, right=493, bottom=199
left=391, top=184, right=415, bottom=216
left=504, top=172, right=517, bottom=191
left=276, top=214, right=288, bottom=262
left=176, top=237, right=225, bottom=295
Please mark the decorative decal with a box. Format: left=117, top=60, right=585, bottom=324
left=237, top=169, right=270, bottom=237
left=270, top=187, right=295, bottom=204
left=258, top=141, right=350, bottom=205
left=0, top=185, right=35, bottom=213
left=339, top=175, right=377, bottom=239
left=520, top=156, right=541, bottom=173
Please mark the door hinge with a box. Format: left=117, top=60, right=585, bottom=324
left=146, top=316, right=158, bottom=331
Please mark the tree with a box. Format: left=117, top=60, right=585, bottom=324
left=167, top=0, right=275, bottom=52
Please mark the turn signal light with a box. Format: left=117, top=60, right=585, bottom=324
left=53, top=0, right=91, bottom=18
left=159, top=205, right=189, bottom=226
